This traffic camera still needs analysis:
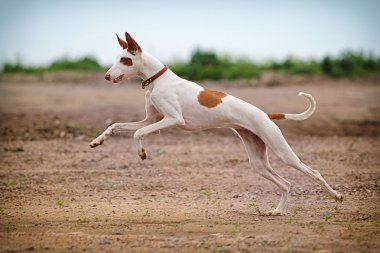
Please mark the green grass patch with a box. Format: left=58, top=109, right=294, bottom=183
left=201, top=189, right=212, bottom=198
left=55, top=198, right=64, bottom=208
left=76, top=217, right=91, bottom=224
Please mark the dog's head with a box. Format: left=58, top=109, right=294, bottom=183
left=105, top=32, right=142, bottom=83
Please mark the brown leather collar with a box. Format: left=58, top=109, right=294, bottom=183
left=141, top=65, right=169, bottom=89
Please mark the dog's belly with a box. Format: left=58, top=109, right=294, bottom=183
left=180, top=112, right=235, bottom=130
left=179, top=94, right=268, bottom=134
left=179, top=95, right=246, bottom=130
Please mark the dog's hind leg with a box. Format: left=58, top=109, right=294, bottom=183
left=257, top=121, right=343, bottom=202
left=234, top=128, right=291, bottom=215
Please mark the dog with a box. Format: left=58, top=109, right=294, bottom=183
left=90, top=32, right=343, bottom=215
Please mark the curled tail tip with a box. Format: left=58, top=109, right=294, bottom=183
left=283, top=92, right=316, bottom=121
left=298, top=92, right=312, bottom=98
left=298, top=92, right=316, bottom=106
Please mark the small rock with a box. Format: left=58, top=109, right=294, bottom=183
left=99, top=240, right=112, bottom=245
left=59, top=131, right=66, bottom=138
left=76, top=134, right=85, bottom=141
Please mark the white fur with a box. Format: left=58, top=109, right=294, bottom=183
left=90, top=41, right=342, bottom=215
left=285, top=92, right=316, bottom=120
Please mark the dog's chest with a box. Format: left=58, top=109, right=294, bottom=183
left=149, top=97, right=165, bottom=116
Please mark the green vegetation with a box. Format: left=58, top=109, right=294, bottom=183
left=55, top=198, right=64, bottom=208
left=334, top=205, right=341, bottom=214
left=324, top=213, right=332, bottom=222
left=76, top=217, right=91, bottom=224
left=201, top=188, right=212, bottom=198
left=171, top=49, right=380, bottom=80
left=2, top=50, right=379, bottom=80
left=230, top=222, right=240, bottom=236
left=2, top=56, right=105, bottom=74
left=285, top=218, right=293, bottom=224
left=209, top=246, right=220, bottom=253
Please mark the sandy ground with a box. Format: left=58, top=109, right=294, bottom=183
left=0, top=78, right=379, bottom=252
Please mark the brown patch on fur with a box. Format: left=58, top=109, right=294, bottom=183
left=120, top=57, right=133, bottom=66
left=267, top=113, right=285, bottom=120
left=198, top=88, right=226, bottom=108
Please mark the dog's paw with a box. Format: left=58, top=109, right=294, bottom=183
left=89, top=138, right=104, bottom=148
left=138, top=148, right=147, bottom=160
left=263, top=209, right=284, bottom=216
left=335, top=193, right=344, bottom=203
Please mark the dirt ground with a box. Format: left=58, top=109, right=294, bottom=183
left=0, top=76, right=379, bottom=252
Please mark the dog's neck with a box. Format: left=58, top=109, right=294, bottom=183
left=138, top=52, right=167, bottom=86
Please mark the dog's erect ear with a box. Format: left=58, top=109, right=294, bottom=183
left=125, top=32, right=142, bottom=55
left=116, top=33, right=128, bottom=49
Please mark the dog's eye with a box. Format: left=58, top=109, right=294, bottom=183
left=120, top=57, right=133, bottom=66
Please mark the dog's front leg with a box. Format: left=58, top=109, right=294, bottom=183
left=90, top=90, right=162, bottom=148
left=134, top=117, right=184, bottom=160
left=89, top=120, right=156, bottom=148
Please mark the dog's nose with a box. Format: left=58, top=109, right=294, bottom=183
left=104, top=74, right=111, bottom=81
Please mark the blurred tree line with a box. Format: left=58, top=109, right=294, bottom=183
left=2, top=56, right=105, bottom=73
left=2, top=50, right=380, bottom=80
left=171, top=49, right=380, bottom=80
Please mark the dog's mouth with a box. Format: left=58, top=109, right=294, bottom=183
left=112, top=74, right=125, bottom=83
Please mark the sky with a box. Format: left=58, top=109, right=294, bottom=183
left=0, top=0, right=379, bottom=66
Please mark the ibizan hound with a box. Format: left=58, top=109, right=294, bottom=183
left=89, top=32, right=343, bottom=215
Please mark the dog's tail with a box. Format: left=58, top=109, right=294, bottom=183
left=267, top=92, right=316, bottom=121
